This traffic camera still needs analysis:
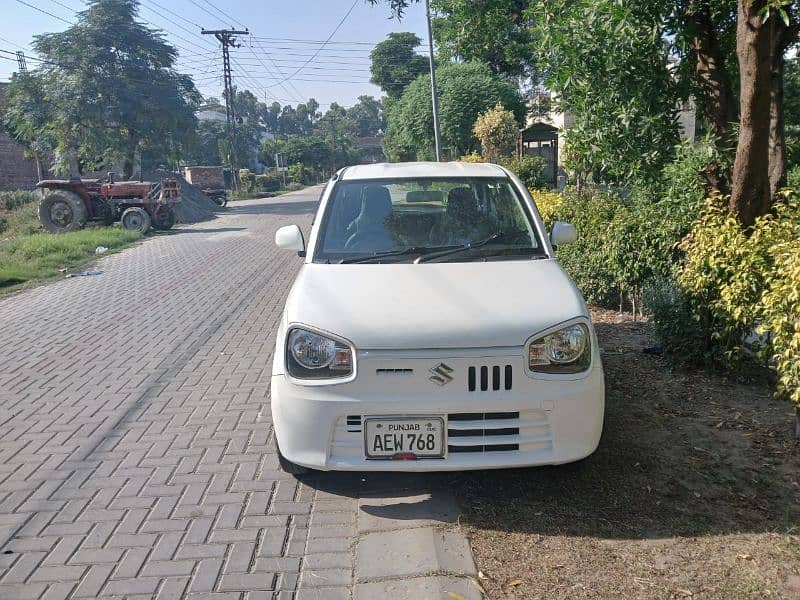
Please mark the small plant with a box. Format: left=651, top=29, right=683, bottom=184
left=473, top=103, right=519, bottom=163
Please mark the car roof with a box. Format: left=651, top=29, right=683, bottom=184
left=338, top=161, right=508, bottom=181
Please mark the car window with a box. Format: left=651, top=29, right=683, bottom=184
left=314, top=177, right=543, bottom=263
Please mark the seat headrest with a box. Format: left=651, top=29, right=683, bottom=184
left=359, top=185, right=392, bottom=223
left=446, top=187, right=477, bottom=218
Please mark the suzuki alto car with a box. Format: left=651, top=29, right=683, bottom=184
left=271, top=162, right=604, bottom=474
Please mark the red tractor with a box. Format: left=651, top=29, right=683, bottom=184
left=36, top=173, right=181, bottom=234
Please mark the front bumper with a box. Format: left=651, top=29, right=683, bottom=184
left=271, top=347, right=605, bottom=472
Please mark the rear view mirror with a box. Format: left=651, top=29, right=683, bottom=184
left=275, top=225, right=305, bottom=255
left=551, top=221, right=577, bottom=246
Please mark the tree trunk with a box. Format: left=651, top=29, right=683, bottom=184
left=729, top=0, right=773, bottom=228
left=35, top=154, right=45, bottom=182
left=686, top=2, right=738, bottom=144
left=768, top=33, right=786, bottom=199
left=122, top=132, right=138, bottom=180
left=684, top=2, right=738, bottom=197
left=767, top=18, right=800, bottom=198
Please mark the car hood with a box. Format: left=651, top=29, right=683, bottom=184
left=284, top=260, right=588, bottom=350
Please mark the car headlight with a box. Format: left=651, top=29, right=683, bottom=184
left=287, top=328, right=353, bottom=379
left=528, top=323, right=591, bottom=374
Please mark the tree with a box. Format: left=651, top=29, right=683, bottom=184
left=529, top=0, right=682, bottom=183
left=385, top=61, right=524, bottom=159
left=729, top=1, right=799, bottom=226
left=316, top=103, right=358, bottom=169
left=2, top=72, right=54, bottom=180
left=431, top=0, right=536, bottom=78
left=370, top=32, right=429, bottom=98
left=785, top=56, right=800, bottom=169
left=186, top=119, right=226, bottom=166
left=473, top=103, right=519, bottom=161
left=20, top=0, right=200, bottom=178
left=347, top=96, right=386, bottom=137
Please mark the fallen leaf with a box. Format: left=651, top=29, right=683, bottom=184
left=737, top=553, right=752, bottom=560
left=676, top=589, right=694, bottom=597
left=505, top=578, right=524, bottom=587
left=446, top=593, right=467, bottom=600
left=478, top=570, right=489, bottom=580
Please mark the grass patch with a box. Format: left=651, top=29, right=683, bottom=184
left=0, top=209, right=142, bottom=289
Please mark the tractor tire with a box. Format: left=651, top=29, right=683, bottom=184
left=38, top=190, right=87, bottom=234
left=121, top=207, right=151, bottom=234
left=151, top=205, right=176, bottom=230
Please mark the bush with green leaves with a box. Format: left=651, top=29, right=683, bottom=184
left=789, top=165, right=800, bottom=192
left=501, top=156, right=548, bottom=189
left=649, top=195, right=800, bottom=374
left=0, top=190, right=37, bottom=211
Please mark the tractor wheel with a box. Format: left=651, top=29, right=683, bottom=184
left=121, top=207, right=152, bottom=234
left=38, top=190, right=87, bottom=234
left=151, top=205, right=176, bottom=230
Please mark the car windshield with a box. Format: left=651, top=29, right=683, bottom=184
left=314, top=177, right=545, bottom=263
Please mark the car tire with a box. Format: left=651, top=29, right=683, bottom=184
left=277, top=444, right=308, bottom=476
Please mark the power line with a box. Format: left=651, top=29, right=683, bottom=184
left=14, top=0, right=72, bottom=24
left=273, top=0, right=360, bottom=86
left=197, top=0, right=247, bottom=30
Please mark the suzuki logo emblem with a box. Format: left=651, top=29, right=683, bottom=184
left=429, top=363, right=454, bottom=386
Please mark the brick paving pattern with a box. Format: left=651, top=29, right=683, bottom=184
left=0, top=188, right=479, bottom=600
left=0, top=191, right=320, bottom=599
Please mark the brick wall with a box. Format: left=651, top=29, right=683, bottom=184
left=0, top=133, right=40, bottom=191
left=184, top=166, right=225, bottom=189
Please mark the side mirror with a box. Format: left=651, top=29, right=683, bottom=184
left=275, top=224, right=305, bottom=255
left=551, top=221, right=577, bottom=246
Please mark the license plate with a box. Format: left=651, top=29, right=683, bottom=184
left=364, top=417, right=445, bottom=459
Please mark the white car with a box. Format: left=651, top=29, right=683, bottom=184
left=272, top=162, right=604, bottom=473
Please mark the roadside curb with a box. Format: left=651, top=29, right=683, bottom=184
left=297, top=484, right=482, bottom=598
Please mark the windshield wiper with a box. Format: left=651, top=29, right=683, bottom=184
left=414, top=230, right=536, bottom=263
left=339, top=246, right=434, bottom=264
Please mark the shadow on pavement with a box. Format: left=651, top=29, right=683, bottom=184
left=227, top=200, right=319, bottom=216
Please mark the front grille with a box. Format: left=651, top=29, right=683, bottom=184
left=468, top=365, right=512, bottom=392
left=447, top=411, right=520, bottom=453
left=346, top=415, right=362, bottom=433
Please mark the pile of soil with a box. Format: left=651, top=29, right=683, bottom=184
left=173, top=175, right=223, bottom=223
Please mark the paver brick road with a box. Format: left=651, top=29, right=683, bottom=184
left=0, top=188, right=478, bottom=600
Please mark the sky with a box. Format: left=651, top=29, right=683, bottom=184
left=1, top=0, right=430, bottom=108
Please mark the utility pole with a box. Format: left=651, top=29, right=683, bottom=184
left=424, top=0, right=442, bottom=162
left=16, top=51, right=27, bottom=73
left=202, top=28, right=248, bottom=190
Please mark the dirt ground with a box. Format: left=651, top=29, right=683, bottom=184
left=452, top=308, right=800, bottom=599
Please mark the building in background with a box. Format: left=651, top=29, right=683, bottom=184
left=0, top=82, right=47, bottom=191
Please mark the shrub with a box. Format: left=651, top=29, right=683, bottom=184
left=0, top=190, right=37, bottom=211
left=459, top=153, right=484, bottom=163
left=473, top=103, right=519, bottom=162
left=789, top=165, right=800, bottom=192
left=529, top=190, right=563, bottom=229
left=650, top=195, right=800, bottom=375
left=760, top=235, right=800, bottom=409
left=255, top=173, right=281, bottom=192
left=502, top=155, right=548, bottom=189
left=239, top=169, right=256, bottom=192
